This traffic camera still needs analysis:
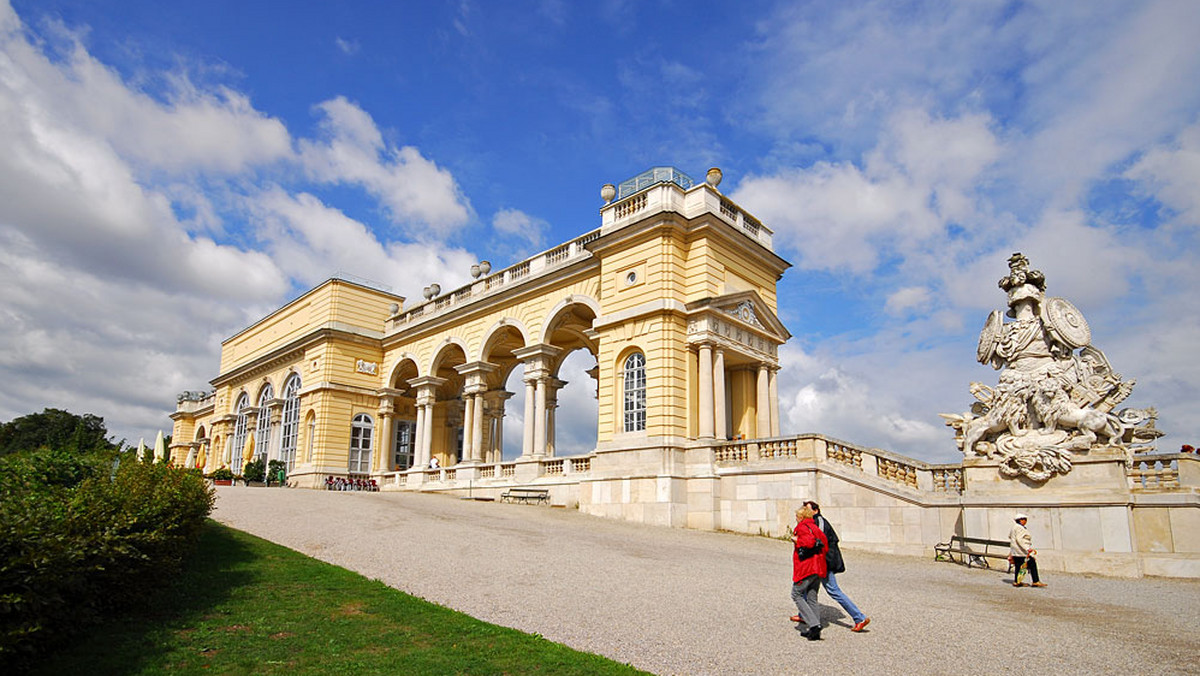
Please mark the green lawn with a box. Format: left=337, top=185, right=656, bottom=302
left=33, top=520, right=646, bottom=675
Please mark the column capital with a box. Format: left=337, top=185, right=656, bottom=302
left=514, top=344, right=562, bottom=376
left=408, top=376, right=447, bottom=401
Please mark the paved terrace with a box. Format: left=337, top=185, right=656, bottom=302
left=212, top=487, right=1200, bottom=675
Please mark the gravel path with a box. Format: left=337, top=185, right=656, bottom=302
left=211, top=487, right=1200, bottom=675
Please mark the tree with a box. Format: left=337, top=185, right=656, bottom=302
left=0, top=408, right=118, bottom=457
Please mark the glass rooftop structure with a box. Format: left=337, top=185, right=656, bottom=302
left=616, top=166, right=695, bottom=199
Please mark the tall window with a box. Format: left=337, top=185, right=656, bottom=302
left=279, top=374, right=301, bottom=471
left=623, top=352, right=646, bottom=432
left=231, top=393, right=250, bottom=473
left=349, top=413, right=373, bottom=474
left=392, top=420, right=416, bottom=470
left=255, top=384, right=274, bottom=464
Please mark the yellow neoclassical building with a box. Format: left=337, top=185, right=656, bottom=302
left=172, top=166, right=792, bottom=493
left=171, top=167, right=1200, bottom=578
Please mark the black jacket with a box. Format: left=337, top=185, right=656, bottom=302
left=815, top=515, right=846, bottom=574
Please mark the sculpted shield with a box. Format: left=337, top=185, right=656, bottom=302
left=977, top=310, right=1003, bottom=364
left=1042, top=297, right=1091, bottom=348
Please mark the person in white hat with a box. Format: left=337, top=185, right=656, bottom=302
left=1008, top=513, right=1046, bottom=587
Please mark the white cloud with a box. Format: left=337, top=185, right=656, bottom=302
left=298, top=97, right=474, bottom=234
left=0, top=3, right=481, bottom=444
left=334, top=37, right=360, bottom=55
left=492, top=208, right=549, bottom=250
left=885, top=286, right=931, bottom=316
left=0, top=16, right=291, bottom=175
left=1126, top=121, right=1200, bottom=229
left=248, top=188, right=478, bottom=298
left=734, top=109, right=999, bottom=273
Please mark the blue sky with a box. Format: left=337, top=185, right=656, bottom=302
left=2, top=0, right=1198, bottom=462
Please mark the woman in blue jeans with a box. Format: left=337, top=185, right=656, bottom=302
left=803, top=501, right=871, bottom=633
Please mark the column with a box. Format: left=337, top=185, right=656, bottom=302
left=462, top=392, right=475, bottom=465
left=422, top=402, right=435, bottom=467
left=376, top=412, right=393, bottom=472
left=413, top=404, right=427, bottom=468
left=698, top=343, right=715, bottom=439
left=494, top=412, right=504, bottom=462
left=471, top=390, right=485, bottom=462
left=523, top=377, right=536, bottom=457
left=534, top=377, right=547, bottom=457
left=267, top=407, right=284, bottom=469
left=714, top=348, right=727, bottom=440
left=546, top=400, right=557, bottom=458
left=756, top=364, right=770, bottom=438
left=769, top=367, right=781, bottom=437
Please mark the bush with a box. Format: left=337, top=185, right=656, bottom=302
left=267, top=459, right=286, bottom=483
left=207, top=467, right=234, bottom=481
left=0, top=447, right=215, bottom=664
left=242, top=457, right=265, bottom=483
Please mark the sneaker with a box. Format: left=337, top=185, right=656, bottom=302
left=790, top=615, right=803, bottom=623
left=852, top=618, right=871, bottom=632
left=1012, top=582, right=1026, bottom=587
left=803, top=626, right=822, bottom=641
left=1031, top=582, right=1047, bottom=587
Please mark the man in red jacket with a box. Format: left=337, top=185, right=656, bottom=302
left=790, top=503, right=829, bottom=640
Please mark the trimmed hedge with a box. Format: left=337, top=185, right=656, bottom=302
left=0, top=448, right=215, bottom=664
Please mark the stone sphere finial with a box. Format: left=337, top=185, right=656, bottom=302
left=601, top=183, right=616, bottom=203
left=479, top=260, right=491, bottom=275
left=470, top=264, right=481, bottom=279
left=705, top=167, right=723, bottom=189
left=422, top=286, right=433, bottom=300
left=429, top=283, right=441, bottom=296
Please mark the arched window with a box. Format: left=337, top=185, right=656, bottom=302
left=623, top=352, right=646, bottom=433
left=279, top=374, right=301, bottom=471
left=231, top=393, right=250, bottom=473
left=254, top=384, right=274, bottom=464
left=349, top=413, right=373, bottom=474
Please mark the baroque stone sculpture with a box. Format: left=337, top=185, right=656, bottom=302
left=941, top=253, right=1161, bottom=481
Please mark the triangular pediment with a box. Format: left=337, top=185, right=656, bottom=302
left=685, top=290, right=791, bottom=343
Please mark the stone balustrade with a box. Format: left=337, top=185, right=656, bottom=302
left=1129, top=453, right=1183, bottom=490
left=388, top=229, right=601, bottom=332
left=372, top=436, right=1198, bottom=577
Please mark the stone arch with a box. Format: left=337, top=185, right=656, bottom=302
left=254, top=378, right=274, bottom=402
left=195, top=425, right=207, bottom=442
left=536, top=297, right=600, bottom=457
left=429, top=340, right=469, bottom=466
left=429, top=336, right=471, bottom=376
left=387, top=354, right=422, bottom=390
left=480, top=319, right=529, bottom=387
left=540, top=294, right=601, bottom=346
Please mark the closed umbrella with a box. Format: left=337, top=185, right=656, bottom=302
left=196, top=446, right=207, bottom=470
left=136, top=438, right=146, bottom=462
left=153, top=430, right=166, bottom=463
left=185, top=448, right=196, bottom=467
left=241, top=433, right=255, bottom=473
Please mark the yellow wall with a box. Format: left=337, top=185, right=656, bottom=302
left=177, top=182, right=787, bottom=478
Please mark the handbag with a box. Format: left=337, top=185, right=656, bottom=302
left=795, top=523, right=825, bottom=560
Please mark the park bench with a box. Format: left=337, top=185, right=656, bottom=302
left=934, top=535, right=1014, bottom=572
left=501, top=488, right=550, bottom=505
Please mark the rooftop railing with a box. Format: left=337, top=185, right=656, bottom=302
left=388, top=229, right=601, bottom=332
